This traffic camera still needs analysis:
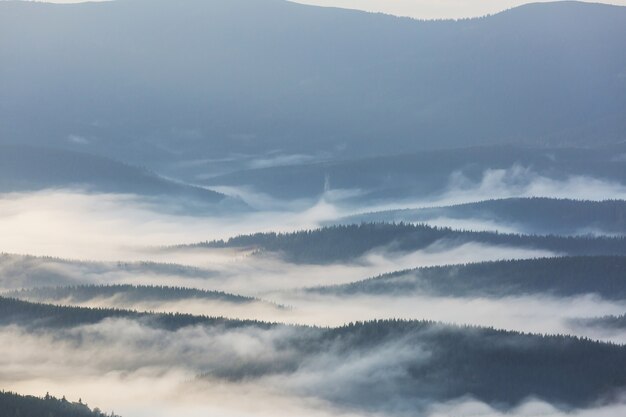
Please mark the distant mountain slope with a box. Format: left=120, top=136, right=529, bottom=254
left=184, top=223, right=626, bottom=264
left=0, top=253, right=219, bottom=290
left=2, top=297, right=626, bottom=410
left=7, top=284, right=259, bottom=305
left=311, top=256, right=626, bottom=299
left=203, top=145, right=626, bottom=202
left=0, top=297, right=267, bottom=330
left=0, top=391, right=118, bottom=417
left=0, top=145, right=237, bottom=207
left=338, top=198, right=626, bottom=235
left=1, top=1, right=625, bottom=167
left=573, top=314, right=626, bottom=330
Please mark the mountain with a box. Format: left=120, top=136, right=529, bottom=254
left=311, top=256, right=626, bottom=299
left=202, top=144, right=626, bottom=203
left=0, top=253, right=220, bottom=290
left=183, top=223, right=626, bottom=264
left=0, top=296, right=268, bottom=330
left=337, top=198, right=626, bottom=235
left=2, top=297, right=626, bottom=411
left=0, top=391, right=119, bottom=417
left=0, top=145, right=244, bottom=210
left=1, top=1, right=625, bottom=171
left=7, top=284, right=260, bottom=305
left=573, top=314, right=626, bottom=330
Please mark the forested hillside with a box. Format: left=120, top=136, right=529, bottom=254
left=312, top=256, right=626, bottom=299
left=0, top=253, right=218, bottom=290
left=3, top=1, right=626, bottom=416
left=1, top=298, right=625, bottom=410
left=203, top=145, right=626, bottom=202
left=2, top=2, right=625, bottom=168
left=0, top=145, right=228, bottom=205
left=0, top=297, right=270, bottom=330
left=187, top=223, right=626, bottom=263
left=8, top=284, right=258, bottom=305
left=0, top=391, right=119, bottom=417
left=340, top=198, right=626, bottom=235
left=573, top=314, right=626, bottom=330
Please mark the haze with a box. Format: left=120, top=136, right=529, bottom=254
left=1, top=0, right=626, bottom=416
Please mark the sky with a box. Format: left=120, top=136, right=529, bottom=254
left=14, top=0, right=626, bottom=19
left=290, top=0, right=626, bottom=19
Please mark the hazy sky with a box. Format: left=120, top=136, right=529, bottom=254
left=18, top=0, right=626, bottom=19
left=290, top=0, right=626, bottom=19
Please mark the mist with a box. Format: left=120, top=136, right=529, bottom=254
left=0, top=240, right=554, bottom=294
left=2, top=167, right=624, bottom=261
left=360, top=166, right=626, bottom=214
left=3, top=0, right=626, bottom=416
left=2, top=316, right=625, bottom=417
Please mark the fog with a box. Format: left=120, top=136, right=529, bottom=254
left=2, top=169, right=626, bottom=416
left=441, top=167, right=626, bottom=205
left=0, top=320, right=411, bottom=416
left=10, top=288, right=625, bottom=344
left=1, top=168, right=623, bottom=260
left=3, top=0, right=626, bottom=414
left=1, top=319, right=625, bottom=417
left=6, top=251, right=626, bottom=346
left=363, top=166, right=626, bottom=214
left=0, top=240, right=554, bottom=295
left=0, top=190, right=338, bottom=261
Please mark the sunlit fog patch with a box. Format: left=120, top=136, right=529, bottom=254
left=0, top=169, right=623, bottom=262
left=0, top=321, right=365, bottom=417
left=2, top=317, right=625, bottom=417
left=0, top=190, right=345, bottom=260
left=6, top=370, right=372, bottom=417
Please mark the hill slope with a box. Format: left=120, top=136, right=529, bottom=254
left=7, top=284, right=259, bottom=305
left=203, top=145, right=626, bottom=202
left=0, top=391, right=118, bottom=417
left=338, top=198, right=626, bottom=235
left=1, top=1, right=625, bottom=168
left=311, top=256, right=626, bottom=299
left=184, top=223, right=626, bottom=264
left=1, top=297, right=626, bottom=410
left=0, top=145, right=237, bottom=209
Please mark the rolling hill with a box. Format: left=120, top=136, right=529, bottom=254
left=1, top=297, right=625, bottom=411
left=310, top=256, right=626, bottom=299
left=202, top=144, right=626, bottom=203
left=1, top=1, right=625, bottom=171
left=183, top=223, right=626, bottom=264
left=0, top=145, right=228, bottom=203
left=337, top=198, right=626, bottom=235
left=7, top=284, right=260, bottom=305
left=0, top=391, right=118, bottom=417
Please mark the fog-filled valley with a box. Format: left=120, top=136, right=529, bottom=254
left=2, top=0, right=626, bottom=416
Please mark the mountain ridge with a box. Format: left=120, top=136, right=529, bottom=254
left=2, top=0, right=624, bottom=169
